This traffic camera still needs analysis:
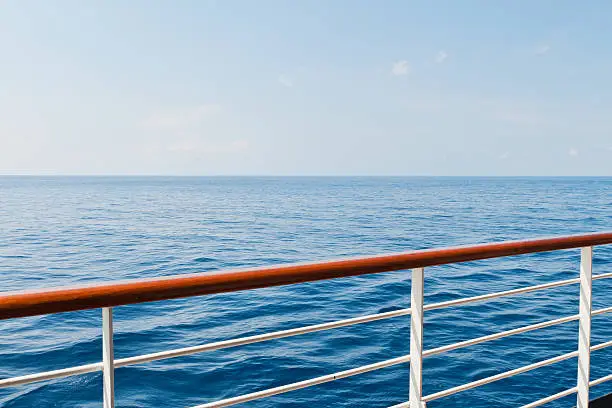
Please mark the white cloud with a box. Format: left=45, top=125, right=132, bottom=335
left=140, top=104, right=249, bottom=159
left=229, top=139, right=250, bottom=151
left=499, top=151, right=510, bottom=160
left=435, top=50, right=448, bottom=63
left=535, top=44, right=551, bottom=56
left=142, top=104, right=222, bottom=129
left=391, top=60, right=410, bottom=76
left=278, top=74, right=293, bottom=87
left=569, top=147, right=579, bottom=157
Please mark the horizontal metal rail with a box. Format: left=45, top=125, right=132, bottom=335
left=423, top=340, right=612, bottom=403
left=389, top=368, right=612, bottom=408
left=591, top=339, right=612, bottom=352
left=0, top=362, right=103, bottom=388
left=0, top=285, right=609, bottom=389
left=521, top=387, right=578, bottom=408
left=191, top=355, right=410, bottom=408
left=591, top=373, right=612, bottom=388
left=423, top=313, right=580, bottom=358
left=424, top=276, right=580, bottom=311
left=115, top=307, right=411, bottom=368
left=424, top=270, right=611, bottom=313
left=2, top=232, right=611, bottom=320
left=0, top=308, right=410, bottom=388
left=160, top=309, right=612, bottom=407
left=521, top=371, right=612, bottom=407
left=593, top=305, right=612, bottom=316
left=593, top=271, right=612, bottom=281
left=424, top=350, right=579, bottom=402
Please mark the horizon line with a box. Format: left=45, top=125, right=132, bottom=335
left=1, top=174, right=611, bottom=178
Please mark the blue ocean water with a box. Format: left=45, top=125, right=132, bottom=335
left=0, top=176, right=611, bottom=408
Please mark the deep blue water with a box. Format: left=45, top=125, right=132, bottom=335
left=0, top=176, right=611, bottom=408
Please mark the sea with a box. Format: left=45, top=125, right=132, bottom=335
left=0, top=176, right=611, bottom=408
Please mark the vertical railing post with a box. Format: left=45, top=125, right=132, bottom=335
left=102, top=307, right=115, bottom=408
left=577, top=247, right=592, bottom=408
left=410, top=267, right=426, bottom=408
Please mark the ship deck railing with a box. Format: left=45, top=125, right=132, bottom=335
left=1, top=232, right=612, bottom=407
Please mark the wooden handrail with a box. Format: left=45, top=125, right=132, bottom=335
left=1, top=232, right=611, bottom=320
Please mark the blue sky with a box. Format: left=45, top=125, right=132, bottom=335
left=1, top=0, right=611, bottom=176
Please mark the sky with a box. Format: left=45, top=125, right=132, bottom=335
left=1, top=0, right=611, bottom=176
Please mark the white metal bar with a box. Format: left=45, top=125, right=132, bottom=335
left=424, top=277, right=580, bottom=312
left=423, top=350, right=579, bottom=402
left=592, top=271, right=612, bottom=281
left=590, top=373, right=612, bottom=387
left=422, top=271, right=610, bottom=314
left=2, top=307, right=609, bottom=390
left=102, top=307, right=115, bottom=408
left=409, top=267, right=426, bottom=408
left=0, top=362, right=103, bottom=388
left=577, top=247, right=593, bottom=408
left=590, top=339, right=612, bottom=352
left=592, top=306, right=612, bottom=316
left=520, top=387, right=577, bottom=408
left=115, top=307, right=411, bottom=368
left=422, top=339, right=611, bottom=403
left=190, top=354, right=410, bottom=408
left=388, top=402, right=410, bottom=408
left=423, top=314, right=579, bottom=358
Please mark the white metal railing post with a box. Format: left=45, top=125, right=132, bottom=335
left=409, top=267, right=426, bottom=408
left=576, top=247, right=592, bottom=408
left=102, top=307, right=115, bottom=408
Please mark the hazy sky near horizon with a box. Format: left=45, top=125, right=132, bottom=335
left=1, top=1, right=611, bottom=176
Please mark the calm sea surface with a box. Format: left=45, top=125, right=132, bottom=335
left=0, top=177, right=611, bottom=407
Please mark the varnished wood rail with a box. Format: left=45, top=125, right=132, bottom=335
left=1, top=232, right=612, bottom=320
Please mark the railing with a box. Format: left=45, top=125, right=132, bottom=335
left=1, top=232, right=612, bottom=407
